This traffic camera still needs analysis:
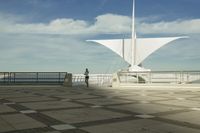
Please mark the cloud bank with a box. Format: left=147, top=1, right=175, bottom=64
left=0, top=13, right=131, bottom=35
left=138, top=19, right=200, bottom=34
left=0, top=13, right=200, bottom=35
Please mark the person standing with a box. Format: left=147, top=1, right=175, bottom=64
left=84, top=68, right=89, bottom=87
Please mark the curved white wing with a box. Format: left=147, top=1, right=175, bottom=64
left=136, top=37, right=187, bottom=64
left=88, top=36, right=187, bottom=65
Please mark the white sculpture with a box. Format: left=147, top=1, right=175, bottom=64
left=88, top=0, right=187, bottom=72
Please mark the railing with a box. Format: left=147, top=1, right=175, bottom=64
left=0, top=72, right=112, bottom=86
left=0, top=72, right=67, bottom=85
left=1, top=71, right=200, bottom=86
left=118, top=71, right=200, bottom=84
left=72, top=74, right=113, bottom=86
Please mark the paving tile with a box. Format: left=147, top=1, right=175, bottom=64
left=60, top=99, right=71, bottom=101
left=0, top=104, right=16, bottom=113
left=153, top=93, right=197, bottom=99
left=0, top=93, right=35, bottom=98
left=139, top=101, right=150, bottom=104
left=0, top=119, right=14, bottom=132
left=43, top=108, right=129, bottom=124
left=188, top=97, right=200, bottom=101
left=161, top=111, right=200, bottom=125
left=20, top=110, right=37, bottom=114
left=77, top=98, right=132, bottom=106
left=7, top=96, right=56, bottom=103
left=135, top=114, right=155, bottom=119
left=190, top=108, right=200, bottom=111
left=120, top=95, right=168, bottom=101
left=3, top=102, right=16, bottom=105
left=82, top=119, right=200, bottom=133
left=111, top=92, right=138, bottom=97
left=42, top=131, right=61, bottom=133
left=157, top=100, right=200, bottom=108
left=0, top=114, right=46, bottom=132
left=109, top=103, right=181, bottom=114
left=21, top=101, right=84, bottom=110
left=90, top=105, right=103, bottom=108
left=176, top=97, right=186, bottom=100
left=51, top=124, right=76, bottom=130
left=45, top=131, right=61, bottom=133
left=56, top=94, right=99, bottom=100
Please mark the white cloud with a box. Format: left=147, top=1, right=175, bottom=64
left=138, top=19, right=200, bottom=34
left=0, top=19, right=89, bottom=34
left=0, top=13, right=200, bottom=35
left=0, top=13, right=131, bottom=35
left=88, top=14, right=131, bottom=34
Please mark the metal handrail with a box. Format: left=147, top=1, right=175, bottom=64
left=1, top=71, right=200, bottom=85
left=118, top=71, right=200, bottom=84
left=0, top=72, right=67, bottom=85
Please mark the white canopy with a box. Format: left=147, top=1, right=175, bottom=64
left=88, top=37, right=186, bottom=65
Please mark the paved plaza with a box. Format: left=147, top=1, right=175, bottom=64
left=0, top=85, right=200, bottom=133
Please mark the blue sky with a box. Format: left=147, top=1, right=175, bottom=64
left=0, top=0, right=200, bottom=73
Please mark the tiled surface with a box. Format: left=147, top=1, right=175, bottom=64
left=82, top=119, right=200, bottom=133
left=21, top=101, right=83, bottom=110
left=109, top=103, right=182, bottom=114
left=7, top=96, right=55, bottom=103
left=0, top=104, right=16, bottom=113
left=0, top=85, right=200, bottom=133
left=76, top=98, right=132, bottom=106
left=51, top=124, right=76, bottom=130
left=156, top=99, right=200, bottom=108
left=20, top=110, right=37, bottom=114
left=161, top=111, right=200, bottom=125
left=120, top=95, right=169, bottom=101
left=56, top=94, right=99, bottom=100
left=0, top=114, right=46, bottom=132
left=135, top=114, right=155, bottom=119
left=43, top=108, right=129, bottom=124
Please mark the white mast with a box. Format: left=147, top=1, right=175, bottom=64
left=131, top=0, right=137, bottom=68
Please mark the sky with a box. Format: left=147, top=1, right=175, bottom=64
left=0, top=0, right=200, bottom=73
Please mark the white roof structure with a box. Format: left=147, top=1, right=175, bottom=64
left=88, top=0, right=187, bottom=72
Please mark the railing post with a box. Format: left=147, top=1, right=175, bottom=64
left=180, top=71, right=183, bottom=84
left=175, top=72, right=177, bottom=84
left=14, top=73, right=16, bottom=83
left=150, top=72, right=152, bottom=83
left=136, top=72, right=138, bottom=84
left=3, top=72, right=5, bottom=84
left=8, top=72, right=10, bottom=84
left=59, top=72, right=61, bottom=83
left=148, top=72, right=150, bottom=84
left=36, top=72, right=38, bottom=83
left=182, top=72, right=184, bottom=83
